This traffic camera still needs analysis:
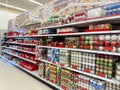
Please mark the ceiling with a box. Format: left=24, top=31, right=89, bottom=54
left=0, top=0, right=50, bottom=11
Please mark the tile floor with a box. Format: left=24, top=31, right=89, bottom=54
left=0, top=60, right=52, bottom=90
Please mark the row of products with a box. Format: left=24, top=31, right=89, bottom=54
left=6, top=23, right=112, bottom=37
left=19, top=61, right=38, bottom=71
left=79, top=34, right=120, bottom=52
left=38, top=48, right=120, bottom=80
left=37, top=33, right=120, bottom=53
left=57, top=27, right=78, bottom=34
left=16, top=39, right=37, bottom=44
left=6, top=39, right=38, bottom=45
left=2, top=54, right=38, bottom=71
left=10, top=45, right=36, bottom=52
left=88, top=24, right=112, bottom=31
left=38, top=63, right=120, bottom=90
left=40, top=3, right=120, bottom=28
left=3, top=49, right=38, bottom=62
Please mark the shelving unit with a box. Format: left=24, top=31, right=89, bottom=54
left=2, top=46, right=36, bottom=55
left=39, top=59, right=120, bottom=84
left=2, top=50, right=37, bottom=64
left=2, top=5, right=120, bottom=89
left=38, top=45, right=120, bottom=56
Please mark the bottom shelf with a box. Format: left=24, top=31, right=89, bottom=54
left=1, top=56, right=61, bottom=90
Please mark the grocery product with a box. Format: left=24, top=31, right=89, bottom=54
left=57, top=27, right=78, bottom=34
left=51, top=49, right=59, bottom=64
left=38, top=62, right=45, bottom=78
left=19, top=61, right=38, bottom=71
left=82, top=52, right=96, bottom=74
left=39, top=48, right=47, bottom=60
left=116, top=63, right=120, bottom=80
left=65, top=37, right=79, bottom=48
left=49, top=65, right=57, bottom=84
left=79, top=34, right=120, bottom=53
left=70, top=51, right=82, bottom=70
left=85, top=23, right=112, bottom=32
left=7, top=31, right=19, bottom=36
left=59, top=49, right=70, bottom=67
left=60, top=68, right=71, bottom=89
left=60, top=68, right=106, bottom=90
left=95, top=54, right=119, bottom=79
left=104, top=3, right=120, bottom=17
left=38, top=29, right=56, bottom=35
left=106, top=81, right=120, bottom=90
left=87, top=7, right=104, bottom=19
left=73, top=11, right=87, bottom=22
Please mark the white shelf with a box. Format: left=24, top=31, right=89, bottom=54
left=4, top=42, right=36, bottom=46
left=2, top=51, right=37, bottom=64
left=2, top=46, right=36, bottom=55
left=38, top=45, right=120, bottom=56
left=39, top=59, right=120, bottom=84
left=37, top=16, right=120, bottom=30
left=5, top=30, right=120, bottom=38
left=1, top=56, right=62, bottom=90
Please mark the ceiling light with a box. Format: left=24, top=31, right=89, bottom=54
left=29, top=0, right=43, bottom=5
left=0, top=2, right=27, bottom=11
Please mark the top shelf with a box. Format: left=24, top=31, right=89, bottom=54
left=20, top=22, right=41, bottom=28
left=37, top=16, right=120, bottom=30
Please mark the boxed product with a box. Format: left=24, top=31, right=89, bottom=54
left=95, top=54, right=119, bottom=79
left=70, top=51, right=82, bottom=70
left=73, top=11, right=87, bottom=22
left=104, top=3, right=120, bottom=17
left=57, top=27, right=78, bottom=34
left=87, top=7, right=104, bottom=19
left=65, top=37, right=79, bottom=48
left=49, top=65, right=57, bottom=84
left=38, top=62, right=45, bottom=78
left=59, top=49, right=70, bottom=67
left=60, top=69, right=71, bottom=90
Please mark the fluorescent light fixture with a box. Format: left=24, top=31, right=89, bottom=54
left=29, top=0, right=43, bottom=5
left=0, top=2, right=27, bottom=11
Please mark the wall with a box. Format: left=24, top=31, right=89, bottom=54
left=0, top=6, right=22, bottom=30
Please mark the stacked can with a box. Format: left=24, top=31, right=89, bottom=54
left=95, top=54, right=119, bottom=79
left=89, top=78, right=105, bottom=90
left=106, top=81, right=120, bottom=90
left=116, top=63, right=120, bottom=81
left=59, top=49, right=70, bottom=67
left=78, top=75, right=90, bottom=90
left=82, top=52, right=96, bottom=74
left=70, top=51, right=82, bottom=70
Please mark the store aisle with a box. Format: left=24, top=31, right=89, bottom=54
left=0, top=59, right=52, bottom=90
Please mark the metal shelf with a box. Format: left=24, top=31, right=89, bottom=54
left=2, top=46, right=36, bottom=55
left=5, top=30, right=120, bottom=38
left=1, top=56, right=61, bottom=90
left=39, top=59, right=120, bottom=84
left=2, top=51, right=37, bottom=64
left=4, top=42, right=36, bottom=46
left=38, top=45, right=120, bottom=56
left=37, top=16, right=120, bottom=30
